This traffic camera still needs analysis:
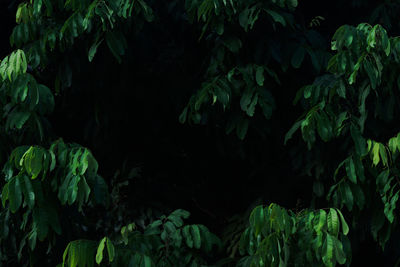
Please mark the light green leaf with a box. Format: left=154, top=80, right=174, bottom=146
left=333, top=236, right=346, bottom=264
left=379, top=144, right=388, bottom=167
left=322, top=234, right=334, bottom=267
left=327, top=208, right=339, bottom=236
left=96, top=237, right=106, bottom=264
left=33, top=0, right=43, bottom=15
left=372, top=142, right=380, bottom=166
left=106, top=238, right=115, bottom=262
left=314, top=209, right=327, bottom=232
left=143, top=255, right=152, bottom=267
left=336, top=209, right=349, bottom=235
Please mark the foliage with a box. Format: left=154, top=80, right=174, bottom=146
left=1, top=0, right=400, bottom=266
left=237, top=204, right=350, bottom=267
left=286, top=22, right=400, bottom=250
left=62, top=209, right=221, bottom=267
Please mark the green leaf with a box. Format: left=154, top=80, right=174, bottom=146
left=314, top=209, right=327, bottom=232
left=322, top=234, right=334, bottom=267
left=313, top=181, right=324, bottom=197
left=333, top=236, right=346, bottom=264
left=363, top=59, right=377, bottom=89
left=106, top=238, right=115, bottom=262
left=32, top=207, right=49, bottom=241
left=284, top=120, right=302, bottom=144
left=345, top=157, right=357, bottom=184
left=327, top=208, right=339, bottom=236
left=351, top=183, right=365, bottom=209
left=239, top=6, right=259, bottom=31
left=291, top=46, right=305, bottom=68
left=255, top=66, right=264, bottom=86
left=169, top=209, right=190, bottom=219
left=1, top=183, right=9, bottom=207
left=336, top=209, right=349, bottom=235
left=372, top=142, right=380, bottom=166
left=106, top=31, right=126, bottom=63
left=33, top=0, right=43, bottom=15
left=379, top=144, right=388, bottom=167
left=63, top=240, right=97, bottom=267
left=388, top=137, right=398, bottom=153
left=179, top=107, right=188, bottom=124
left=164, top=221, right=176, bottom=235
left=79, top=149, right=90, bottom=175
left=88, top=39, right=103, bottom=62
left=25, top=147, right=44, bottom=179
left=236, top=117, right=249, bottom=140
left=265, top=9, right=286, bottom=26
left=337, top=79, right=346, bottom=98
left=37, top=84, right=55, bottom=115
left=22, top=174, right=35, bottom=209
left=342, top=183, right=354, bottom=211
left=223, top=37, right=242, bottom=53
left=9, top=176, right=22, bottom=213
left=316, top=111, right=332, bottom=141
left=7, top=109, right=31, bottom=130
left=376, top=170, right=389, bottom=190
left=371, top=209, right=385, bottom=240
left=90, top=175, right=109, bottom=207
left=350, top=125, right=367, bottom=156
left=183, top=225, right=193, bottom=248
left=258, top=89, right=275, bottom=119
left=191, top=225, right=201, bottom=249
left=96, top=237, right=106, bottom=264
left=250, top=205, right=265, bottom=235
left=287, top=0, right=298, bottom=8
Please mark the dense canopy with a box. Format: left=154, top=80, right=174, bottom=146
left=1, top=0, right=400, bottom=266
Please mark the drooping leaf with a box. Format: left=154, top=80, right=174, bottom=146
left=345, top=157, right=357, bottom=184
left=336, top=209, right=349, bottom=235
left=327, top=208, right=339, bottom=237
